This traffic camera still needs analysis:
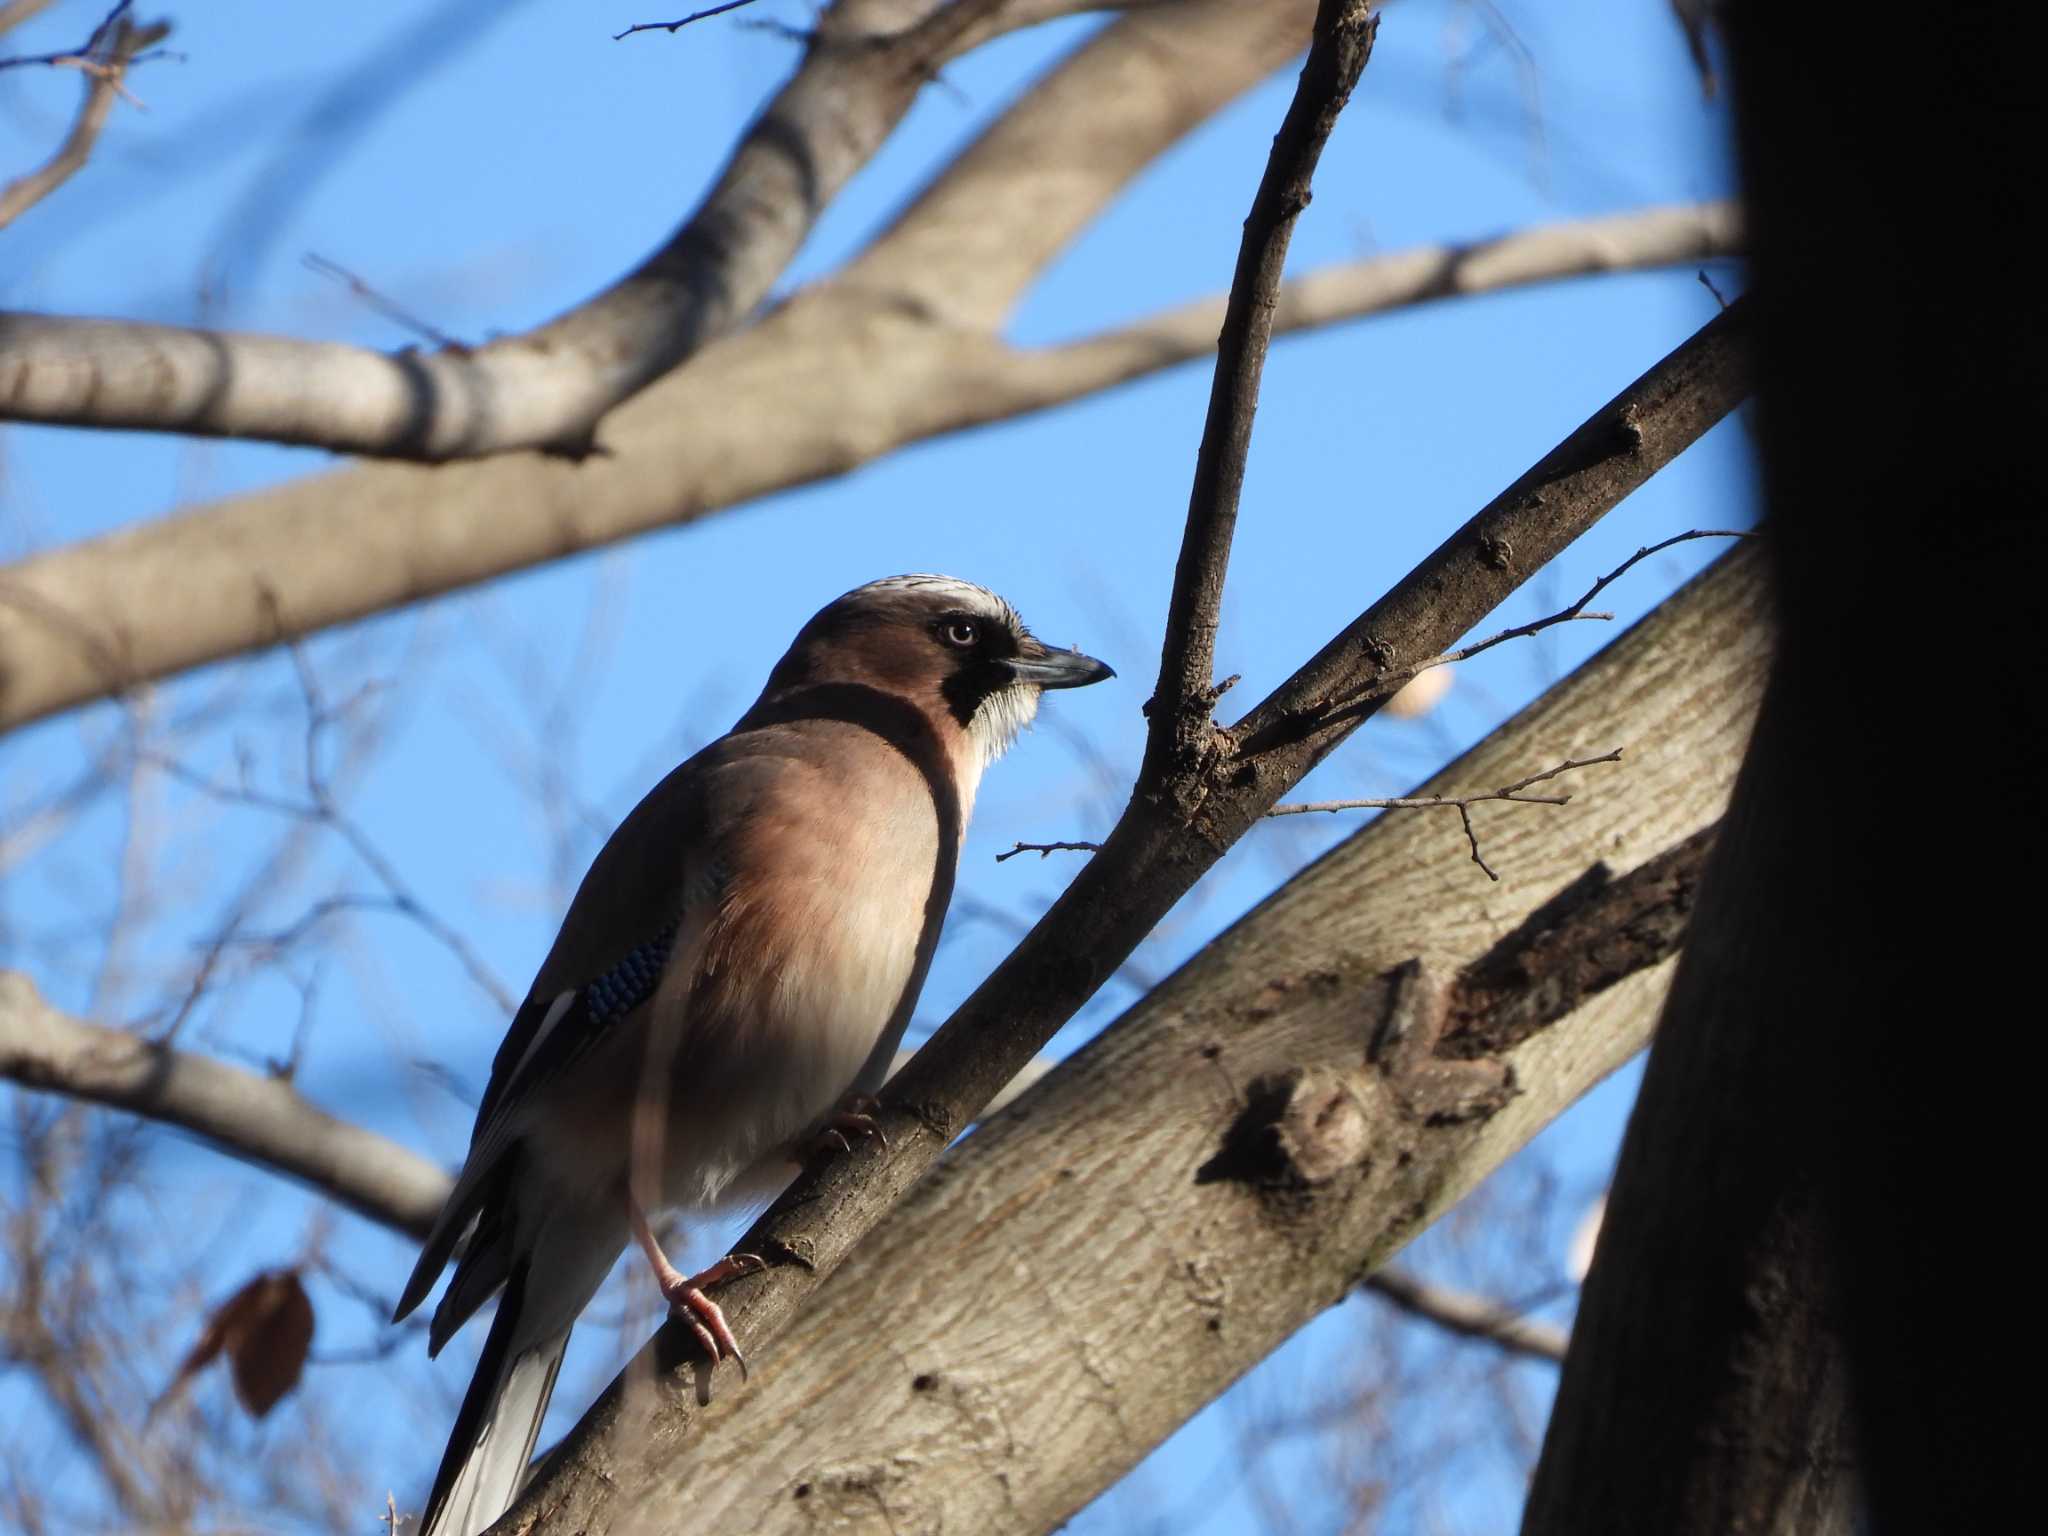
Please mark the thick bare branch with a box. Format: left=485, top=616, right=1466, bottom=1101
left=0, top=202, right=1737, bottom=735
left=842, top=0, right=1317, bottom=328
left=0, top=983, right=1048, bottom=1244
left=0, top=0, right=1121, bottom=459
left=507, top=542, right=1773, bottom=1535
left=0, top=972, right=450, bottom=1238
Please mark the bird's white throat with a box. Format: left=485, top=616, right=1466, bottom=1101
left=966, top=682, right=1041, bottom=775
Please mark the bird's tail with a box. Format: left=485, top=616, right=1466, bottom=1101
left=420, top=1263, right=569, bottom=1536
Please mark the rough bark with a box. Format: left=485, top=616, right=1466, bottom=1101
left=1520, top=673, right=1856, bottom=1536
left=504, top=539, right=1772, bottom=1536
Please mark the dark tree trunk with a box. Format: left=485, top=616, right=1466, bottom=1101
left=1524, top=3, right=2037, bottom=1531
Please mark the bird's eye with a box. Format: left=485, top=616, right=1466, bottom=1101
left=939, top=618, right=980, bottom=648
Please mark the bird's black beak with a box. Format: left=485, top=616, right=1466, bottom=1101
left=1004, top=639, right=1115, bottom=690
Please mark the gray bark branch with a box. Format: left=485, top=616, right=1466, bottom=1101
left=0, top=0, right=1133, bottom=460
left=0, top=199, right=1737, bottom=735
left=0, top=971, right=451, bottom=1238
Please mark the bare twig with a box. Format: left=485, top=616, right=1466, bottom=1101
left=135, top=638, right=519, bottom=1016
left=1360, top=528, right=1757, bottom=698
left=614, top=0, right=761, bottom=40
left=1145, top=0, right=1378, bottom=790
left=1365, top=1267, right=1570, bottom=1364
left=0, top=0, right=126, bottom=68
left=1269, top=750, right=1625, bottom=880
left=0, top=6, right=170, bottom=231
left=994, top=839, right=1103, bottom=863
left=302, top=254, right=467, bottom=352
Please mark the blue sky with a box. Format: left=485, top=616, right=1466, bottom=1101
left=1, top=2, right=1745, bottom=1530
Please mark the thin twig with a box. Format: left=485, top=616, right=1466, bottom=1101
left=994, top=839, right=1103, bottom=864
left=135, top=639, right=518, bottom=1016
left=0, top=5, right=169, bottom=230
left=0, top=0, right=125, bottom=68
left=1365, top=1267, right=1570, bottom=1364
left=302, top=254, right=467, bottom=352
left=614, top=0, right=760, bottom=41
left=1397, top=528, right=1755, bottom=683
left=1143, top=0, right=1379, bottom=788
left=1268, top=750, right=1625, bottom=881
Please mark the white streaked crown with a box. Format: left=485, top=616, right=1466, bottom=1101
left=848, top=573, right=1022, bottom=632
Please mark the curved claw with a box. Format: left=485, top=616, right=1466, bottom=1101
left=808, top=1099, right=889, bottom=1159
left=658, top=1252, right=766, bottom=1400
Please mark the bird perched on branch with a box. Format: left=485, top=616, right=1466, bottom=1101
left=393, top=575, right=1113, bottom=1536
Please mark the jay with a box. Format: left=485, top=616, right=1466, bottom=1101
left=394, top=574, right=1113, bottom=1536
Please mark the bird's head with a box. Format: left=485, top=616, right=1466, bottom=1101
left=761, top=574, right=1115, bottom=772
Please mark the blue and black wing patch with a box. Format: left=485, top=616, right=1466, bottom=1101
left=581, top=923, right=676, bottom=1025
left=473, top=913, right=684, bottom=1138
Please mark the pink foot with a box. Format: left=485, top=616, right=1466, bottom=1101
left=656, top=1252, right=766, bottom=1380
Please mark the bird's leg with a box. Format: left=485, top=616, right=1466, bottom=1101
left=625, top=1194, right=765, bottom=1390
left=805, top=1092, right=889, bottom=1158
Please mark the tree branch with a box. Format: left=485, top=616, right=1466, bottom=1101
left=0, top=197, right=1738, bottom=736
left=1145, top=0, right=1376, bottom=804
left=0, top=972, right=451, bottom=1238
left=1365, top=1270, right=1570, bottom=1365
left=613, top=0, right=762, bottom=41
left=841, top=0, right=1318, bottom=329
left=0, top=981, right=1049, bottom=1246
left=0, top=6, right=170, bottom=232
left=0, top=0, right=1126, bottom=460
left=1269, top=748, right=1626, bottom=880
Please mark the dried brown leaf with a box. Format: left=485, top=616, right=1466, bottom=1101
left=158, top=1268, right=314, bottom=1420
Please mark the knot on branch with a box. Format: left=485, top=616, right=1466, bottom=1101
left=1195, top=1066, right=1372, bottom=1191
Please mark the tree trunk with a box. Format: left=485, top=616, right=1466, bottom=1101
left=1523, top=2, right=2038, bottom=1529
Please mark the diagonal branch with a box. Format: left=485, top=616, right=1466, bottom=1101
left=0, top=201, right=1739, bottom=736
left=0, top=0, right=1128, bottom=460
left=842, top=0, right=1318, bottom=329
left=1366, top=1270, right=1571, bottom=1365
left=0, top=977, right=1049, bottom=1244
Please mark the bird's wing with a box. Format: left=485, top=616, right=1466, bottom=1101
left=394, top=751, right=725, bottom=1328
